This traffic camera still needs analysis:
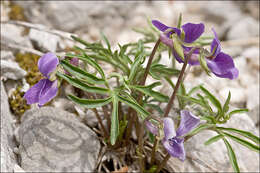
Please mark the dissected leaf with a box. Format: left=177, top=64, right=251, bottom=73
left=67, top=94, right=112, bottom=108
left=200, top=86, right=222, bottom=112
left=223, top=138, right=240, bottom=172
left=57, top=72, right=109, bottom=95
left=110, top=96, right=119, bottom=145
left=204, top=134, right=224, bottom=145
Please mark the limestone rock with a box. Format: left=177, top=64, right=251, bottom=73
left=1, top=60, right=27, bottom=80
left=18, top=107, right=100, bottom=172
left=29, top=28, right=60, bottom=52
left=0, top=81, right=18, bottom=172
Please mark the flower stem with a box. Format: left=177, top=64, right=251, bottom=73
left=150, top=138, right=158, bottom=165
left=125, top=39, right=161, bottom=145
left=155, top=153, right=170, bottom=173
left=92, top=108, right=109, bottom=138
left=139, top=39, right=161, bottom=86
left=163, top=48, right=195, bottom=117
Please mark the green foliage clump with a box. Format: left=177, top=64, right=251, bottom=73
left=9, top=86, right=30, bottom=117
left=15, top=52, right=43, bottom=86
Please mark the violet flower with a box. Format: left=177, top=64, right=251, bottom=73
left=146, top=110, right=200, bottom=161
left=172, top=29, right=239, bottom=79
left=152, top=20, right=204, bottom=47
left=65, top=57, right=79, bottom=75
left=24, top=52, right=59, bottom=107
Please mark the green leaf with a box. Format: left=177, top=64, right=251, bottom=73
left=228, top=109, right=249, bottom=117
left=223, top=138, right=240, bottom=173
left=117, top=95, right=149, bottom=120
left=204, top=134, right=224, bottom=145
left=57, top=72, right=109, bottom=95
left=223, top=91, right=231, bottom=113
left=71, top=35, right=90, bottom=47
left=222, top=132, right=260, bottom=152
left=66, top=53, right=105, bottom=79
left=176, top=94, right=208, bottom=109
left=184, top=123, right=215, bottom=137
left=200, top=86, right=222, bottom=112
left=130, top=84, right=169, bottom=102
left=128, top=52, right=144, bottom=83
left=173, top=35, right=184, bottom=60
left=144, top=103, right=164, bottom=115
left=216, top=127, right=260, bottom=144
left=110, top=96, right=119, bottom=145
left=67, top=94, right=112, bottom=108
left=177, top=13, right=182, bottom=29
left=187, top=85, right=202, bottom=96
left=60, top=60, right=105, bottom=85
left=100, top=32, right=111, bottom=52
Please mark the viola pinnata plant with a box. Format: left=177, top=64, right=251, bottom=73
left=24, top=14, right=259, bottom=172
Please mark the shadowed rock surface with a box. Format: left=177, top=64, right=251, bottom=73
left=18, top=107, right=100, bottom=172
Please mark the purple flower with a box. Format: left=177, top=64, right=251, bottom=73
left=24, top=52, right=59, bottom=107
left=146, top=110, right=200, bottom=161
left=152, top=20, right=204, bottom=47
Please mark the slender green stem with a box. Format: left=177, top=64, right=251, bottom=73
left=163, top=48, right=195, bottom=117
left=155, top=153, right=170, bottom=173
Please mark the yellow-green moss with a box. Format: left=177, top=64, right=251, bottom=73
left=9, top=86, right=31, bottom=117
left=15, top=52, right=43, bottom=86
left=8, top=2, right=27, bottom=21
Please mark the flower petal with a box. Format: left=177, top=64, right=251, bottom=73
left=162, top=137, right=185, bottom=161
left=152, top=20, right=180, bottom=38
left=172, top=47, right=200, bottom=66
left=207, top=52, right=239, bottom=79
left=163, top=117, right=176, bottom=140
left=210, top=28, right=221, bottom=57
left=145, top=121, right=158, bottom=136
left=38, top=79, right=58, bottom=106
left=160, top=33, right=173, bottom=48
left=176, top=110, right=200, bottom=137
left=181, top=23, right=205, bottom=43
left=23, top=79, right=46, bottom=104
left=38, top=52, right=59, bottom=78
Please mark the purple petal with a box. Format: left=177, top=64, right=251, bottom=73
left=23, top=79, right=46, bottom=105
left=70, top=58, right=79, bottom=66
left=163, top=117, right=176, bottom=140
left=172, top=47, right=200, bottom=66
left=207, top=52, right=239, bottom=79
left=160, top=33, right=173, bottom=48
left=38, top=79, right=58, bottom=106
left=181, top=23, right=205, bottom=43
left=38, top=52, right=59, bottom=78
left=152, top=20, right=181, bottom=38
left=145, top=121, right=158, bottom=136
left=162, top=137, right=185, bottom=161
left=152, top=20, right=171, bottom=32
left=210, top=28, right=221, bottom=57
left=176, top=110, right=200, bottom=137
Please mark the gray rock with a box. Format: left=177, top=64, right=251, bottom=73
left=0, top=51, right=15, bottom=61
left=18, top=107, right=100, bottom=172
left=227, top=16, right=259, bottom=40
left=29, top=28, right=60, bottom=52
left=1, top=24, right=32, bottom=50
left=1, top=60, right=27, bottom=80
left=165, top=114, right=259, bottom=172
left=0, top=81, right=18, bottom=172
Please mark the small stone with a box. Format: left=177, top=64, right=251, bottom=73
left=0, top=81, right=18, bottom=172
left=242, top=47, right=259, bottom=71
left=227, top=16, right=259, bottom=40
left=1, top=60, right=27, bottom=80
left=29, top=28, right=60, bottom=52
left=18, top=107, right=100, bottom=172
left=0, top=51, right=15, bottom=61
left=13, top=164, right=25, bottom=173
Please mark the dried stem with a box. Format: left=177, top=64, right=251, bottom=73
left=155, top=153, right=170, bottom=173
left=163, top=48, right=195, bottom=117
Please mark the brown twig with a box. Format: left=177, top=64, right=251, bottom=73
left=155, top=153, right=170, bottom=173
left=163, top=47, right=196, bottom=117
